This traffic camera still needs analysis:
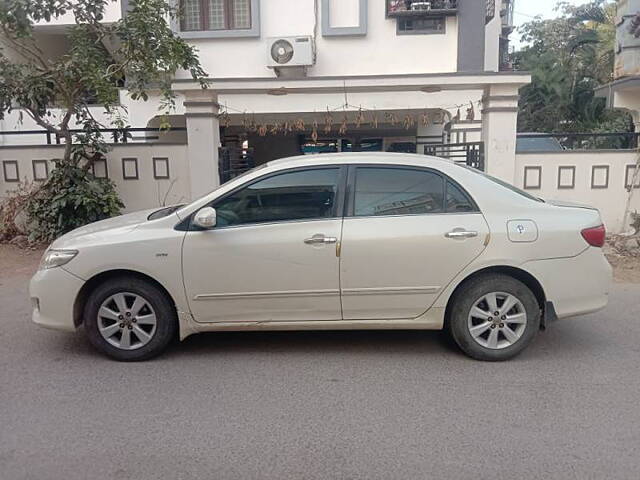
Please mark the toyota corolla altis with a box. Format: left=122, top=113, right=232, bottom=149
left=30, top=153, right=612, bottom=361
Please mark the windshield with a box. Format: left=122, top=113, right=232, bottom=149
left=460, top=165, right=544, bottom=203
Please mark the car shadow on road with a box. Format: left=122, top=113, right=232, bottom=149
left=166, top=329, right=457, bottom=359
left=41, top=314, right=609, bottom=363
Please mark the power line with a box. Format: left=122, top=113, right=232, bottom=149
left=514, top=10, right=538, bottom=20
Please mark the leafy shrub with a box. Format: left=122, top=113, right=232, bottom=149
left=26, top=160, right=124, bottom=243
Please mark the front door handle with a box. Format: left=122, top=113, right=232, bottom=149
left=445, top=229, right=479, bottom=239
left=304, top=234, right=338, bottom=245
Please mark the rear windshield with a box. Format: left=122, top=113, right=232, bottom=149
left=460, top=165, right=543, bottom=203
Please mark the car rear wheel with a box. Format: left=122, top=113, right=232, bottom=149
left=448, top=274, right=540, bottom=361
left=83, top=277, right=177, bottom=361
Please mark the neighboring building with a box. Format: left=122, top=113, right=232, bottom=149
left=596, top=0, right=640, bottom=132
left=1, top=0, right=528, bottom=201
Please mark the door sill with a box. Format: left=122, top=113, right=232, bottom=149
left=188, top=313, right=444, bottom=334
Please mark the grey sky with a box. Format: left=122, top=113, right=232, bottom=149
left=513, top=0, right=586, bottom=49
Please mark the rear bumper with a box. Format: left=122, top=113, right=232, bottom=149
left=524, top=247, right=612, bottom=320
left=29, top=267, right=85, bottom=332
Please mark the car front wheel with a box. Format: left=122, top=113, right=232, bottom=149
left=448, top=274, right=541, bottom=361
left=83, top=277, right=177, bottom=361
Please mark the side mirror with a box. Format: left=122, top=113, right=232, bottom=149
left=193, top=207, right=217, bottom=229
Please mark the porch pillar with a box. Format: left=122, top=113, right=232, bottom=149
left=632, top=111, right=640, bottom=135
left=184, top=90, right=221, bottom=200
left=481, top=85, right=521, bottom=183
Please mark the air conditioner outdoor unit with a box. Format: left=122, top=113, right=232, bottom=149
left=267, top=36, right=315, bottom=69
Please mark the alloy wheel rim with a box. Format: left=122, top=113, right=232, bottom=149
left=467, top=292, right=527, bottom=350
left=97, top=292, right=157, bottom=350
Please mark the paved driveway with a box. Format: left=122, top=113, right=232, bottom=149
left=1, top=248, right=639, bottom=479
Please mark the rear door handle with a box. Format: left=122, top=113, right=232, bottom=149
left=304, top=234, right=338, bottom=245
left=445, top=229, right=478, bottom=239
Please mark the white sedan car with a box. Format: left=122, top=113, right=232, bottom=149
left=30, top=153, right=612, bottom=361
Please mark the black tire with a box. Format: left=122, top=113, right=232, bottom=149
left=83, top=276, right=177, bottom=361
left=448, top=274, right=540, bottom=361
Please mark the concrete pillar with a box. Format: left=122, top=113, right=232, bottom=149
left=632, top=111, right=640, bottom=135
left=481, top=84, right=521, bottom=183
left=183, top=90, right=221, bottom=200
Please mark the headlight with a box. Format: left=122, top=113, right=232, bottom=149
left=39, top=249, right=79, bottom=270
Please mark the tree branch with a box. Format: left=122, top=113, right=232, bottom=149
left=23, top=108, right=60, bottom=135
left=0, top=25, right=48, bottom=71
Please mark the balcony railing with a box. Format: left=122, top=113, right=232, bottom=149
left=0, top=127, right=187, bottom=146
left=500, top=0, right=515, bottom=32
left=386, top=0, right=458, bottom=17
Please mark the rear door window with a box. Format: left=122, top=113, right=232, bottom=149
left=353, top=167, right=445, bottom=217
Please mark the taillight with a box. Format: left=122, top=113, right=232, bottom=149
left=581, top=225, right=606, bottom=247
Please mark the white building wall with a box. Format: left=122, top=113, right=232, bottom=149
left=515, top=151, right=640, bottom=233
left=484, top=0, right=502, bottom=72
left=0, top=144, right=190, bottom=212
left=180, top=0, right=458, bottom=80
left=32, top=0, right=123, bottom=27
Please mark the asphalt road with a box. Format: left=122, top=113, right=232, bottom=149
left=1, top=263, right=640, bottom=479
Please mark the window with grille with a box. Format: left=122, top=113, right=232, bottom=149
left=397, top=17, right=445, bottom=34
left=486, top=0, right=496, bottom=23
left=180, top=0, right=252, bottom=31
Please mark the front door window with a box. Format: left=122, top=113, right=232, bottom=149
left=213, top=168, right=340, bottom=227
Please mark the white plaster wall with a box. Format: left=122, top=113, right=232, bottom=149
left=217, top=89, right=483, bottom=115
left=515, top=151, right=640, bottom=233
left=328, top=0, right=360, bottom=28
left=0, top=91, right=177, bottom=146
left=180, top=0, right=458, bottom=79
left=1, top=88, right=484, bottom=143
left=33, top=0, right=123, bottom=27
left=613, top=89, right=640, bottom=129
left=0, top=144, right=190, bottom=213
left=484, top=0, right=502, bottom=72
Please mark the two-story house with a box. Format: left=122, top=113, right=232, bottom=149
left=596, top=0, right=640, bottom=134
left=1, top=0, right=529, bottom=203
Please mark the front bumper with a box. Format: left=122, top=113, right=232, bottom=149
left=29, top=267, right=85, bottom=332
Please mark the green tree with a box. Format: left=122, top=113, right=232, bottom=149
left=0, top=0, right=207, bottom=241
left=515, top=0, right=633, bottom=134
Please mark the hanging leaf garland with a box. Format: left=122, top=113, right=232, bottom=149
left=220, top=108, right=231, bottom=128
left=323, top=108, right=334, bottom=134
left=403, top=113, right=415, bottom=130
left=466, top=101, right=475, bottom=122
left=420, top=111, right=430, bottom=127
left=224, top=101, right=479, bottom=139
left=355, top=107, right=366, bottom=128
left=385, top=112, right=398, bottom=126
left=339, top=115, right=348, bottom=136
left=249, top=113, right=258, bottom=133
left=452, top=108, right=461, bottom=124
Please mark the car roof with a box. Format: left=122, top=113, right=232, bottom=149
left=265, top=152, right=457, bottom=169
